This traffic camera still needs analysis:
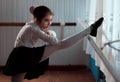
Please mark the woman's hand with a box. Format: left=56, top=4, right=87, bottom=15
left=42, top=28, right=52, bottom=35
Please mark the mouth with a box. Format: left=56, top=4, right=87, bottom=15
left=46, top=25, right=49, bottom=28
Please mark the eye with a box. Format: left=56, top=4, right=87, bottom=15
left=44, top=18, right=53, bottom=22
left=44, top=19, right=49, bottom=22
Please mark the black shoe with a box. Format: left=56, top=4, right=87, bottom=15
left=90, top=17, right=104, bottom=37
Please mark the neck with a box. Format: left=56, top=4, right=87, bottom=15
left=33, top=19, right=42, bottom=28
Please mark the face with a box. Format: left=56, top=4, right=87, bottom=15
left=39, top=14, right=53, bottom=29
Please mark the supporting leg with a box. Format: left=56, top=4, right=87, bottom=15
left=11, top=73, right=26, bottom=82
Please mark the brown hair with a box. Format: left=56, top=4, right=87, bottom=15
left=32, top=6, right=54, bottom=22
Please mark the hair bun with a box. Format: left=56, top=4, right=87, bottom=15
left=29, top=6, right=35, bottom=14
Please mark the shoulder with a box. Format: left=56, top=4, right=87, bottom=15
left=22, top=24, right=32, bottom=31
left=17, top=23, right=33, bottom=36
left=23, top=21, right=38, bottom=31
left=22, top=22, right=40, bottom=33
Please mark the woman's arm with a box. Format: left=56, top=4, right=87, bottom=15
left=34, top=28, right=59, bottom=45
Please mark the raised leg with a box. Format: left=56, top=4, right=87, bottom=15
left=40, top=17, right=104, bottom=62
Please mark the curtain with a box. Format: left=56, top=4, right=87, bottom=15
left=84, top=0, right=120, bottom=82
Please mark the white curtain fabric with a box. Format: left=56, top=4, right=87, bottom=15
left=83, top=0, right=120, bottom=82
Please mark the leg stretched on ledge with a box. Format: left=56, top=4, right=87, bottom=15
left=40, top=17, right=104, bottom=62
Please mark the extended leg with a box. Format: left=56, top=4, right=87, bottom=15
left=40, top=17, right=104, bottom=62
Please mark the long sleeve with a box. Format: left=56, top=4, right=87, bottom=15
left=32, top=27, right=59, bottom=45
left=14, top=21, right=59, bottom=48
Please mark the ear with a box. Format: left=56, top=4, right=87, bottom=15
left=29, top=6, right=35, bottom=14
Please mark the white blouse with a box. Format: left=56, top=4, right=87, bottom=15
left=14, top=21, right=58, bottom=48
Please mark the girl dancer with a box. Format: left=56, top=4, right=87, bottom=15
left=3, top=6, right=104, bottom=82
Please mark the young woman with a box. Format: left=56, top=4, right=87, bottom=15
left=3, top=6, right=104, bottom=82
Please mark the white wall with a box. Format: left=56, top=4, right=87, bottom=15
left=0, top=0, right=89, bottom=65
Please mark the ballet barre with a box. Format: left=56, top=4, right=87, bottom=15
left=0, top=22, right=76, bottom=40
left=101, top=39, right=120, bottom=52
left=0, top=22, right=76, bottom=26
left=87, top=36, right=120, bottom=82
left=77, top=18, right=120, bottom=82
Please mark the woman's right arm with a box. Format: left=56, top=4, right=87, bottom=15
left=33, top=28, right=59, bottom=45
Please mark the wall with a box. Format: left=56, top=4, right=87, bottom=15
left=0, top=0, right=89, bottom=65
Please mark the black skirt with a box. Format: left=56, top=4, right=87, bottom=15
left=3, top=45, right=49, bottom=80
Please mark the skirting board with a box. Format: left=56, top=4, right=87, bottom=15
left=0, top=65, right=89, bottom=71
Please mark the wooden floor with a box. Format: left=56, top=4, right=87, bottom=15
left=0, top=68, right=96, bottom=82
